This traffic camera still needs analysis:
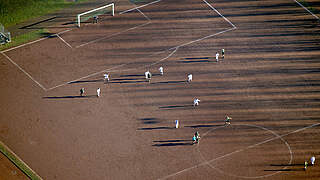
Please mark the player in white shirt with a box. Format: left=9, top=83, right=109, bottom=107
left=216, top=52, right=219, bottom=62
left=187, top=74, right=192, bottom=83
left=193, top=98, right=200, bottom=106
left=145, top=70, right=152, bottom=82
left=103, top=73, right=109, bottom=82
left=97, top=88, right=101, bottom=97
left=311, top=156, right=316, bottom=166
left=159, top=67, right=163, bottom=76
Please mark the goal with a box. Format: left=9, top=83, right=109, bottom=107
left=0, top=23, right=11, bottom=45
left=77, top=3, right=115, bottom=27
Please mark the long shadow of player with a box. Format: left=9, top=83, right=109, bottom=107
left=68, top=79, right=103, bottom=84
left=43, top=95, right=97, bottom=99
left=152, top=139, right=193, bottom=147
left=137, top=127, right=174, bottom=131
left=151, top=80, right=186, bottom=84
left=159, top=104, right=193, bottom=109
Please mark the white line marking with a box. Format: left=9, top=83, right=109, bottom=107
left=197, top=124, right=293, bottom=179
left=46, top=64, right=125, bottom=91
left=148, top=47, right=178, bottom=67
left=76, top=22, right=151, bottom=48
left=0, top=29, right=72, bottom=53
left=56, top=34, right=72, bottom=48
left=203, top=0, right=236, bottom=28
left=119, top=0, right=161, bottom=14
left=170, top=27, right=236, bottom=50
left=158, top=123, right=320, bottom=180
left=137, top=8, right=151, bottom=21
left=1, top=52, right=47, bottom=91
left=293, top=0, right=320, bottom=20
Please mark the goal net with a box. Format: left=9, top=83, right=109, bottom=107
left=0, top=23, right=11, bottom=45
left=77, top=3, right=114, bottom=27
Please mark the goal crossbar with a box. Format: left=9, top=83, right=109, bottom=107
left=77, top=3, right=114, bottom=27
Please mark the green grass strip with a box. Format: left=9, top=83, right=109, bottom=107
left=0, top=0, right=86, bottom=27
left=0, top=141, right=42, bottom=180
left=0, top=29, right=50, bottom=51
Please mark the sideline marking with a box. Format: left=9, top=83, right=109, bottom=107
left=158, top=123, right=320, bottom=180
left=203, top=0, right=236, bottom=28
left=0, top=29, right=72, bottom=53
left=1, top=52, right=47, bottom=91
left=119, top=0, right=161, bottom=14
left=46, top=64, right=126, bottom=91
left=293, top=0, right=320, bottom=20
left=197, top=124, right=293, bottom=179
left=56, top=34, right=72, bottom=48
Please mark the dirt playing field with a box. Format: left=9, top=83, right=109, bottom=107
left=0, top=0, right=320, bottom=179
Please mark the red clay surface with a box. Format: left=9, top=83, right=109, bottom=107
left=1, top=0, right=320, bottom=179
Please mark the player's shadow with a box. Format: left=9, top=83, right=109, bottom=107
left=68, top=79, right=103, bottom=84
left=111, top=77, right=145, bottom=81
left=178, top=57, right=211, bottom=63
left=185, top=124, right=222, bottom=128
left=152, top=139, right=193, bottom=147
left=139, top=118, right=160, bottom=124
left=159, top=104, right=193, bottom=109
left=109, top=80, right=146, bottom=84
left=151, top=80, right=186, bottom=84
left=137, top=127, right=174, bottom=130
left=120, top=74, right=145, bottom=77
left=43, top=95, right=97, bottom=99
left=264, top=163, right=306, bottom=172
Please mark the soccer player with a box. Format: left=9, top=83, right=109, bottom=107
left=159, top=66, right=164, bottom=76
left=195, top=131, right=200, bottom=143
left=104, top=73, right=109, bottom=83
left=216, top=52, right=219, bottom=62
left=97, top=88, right=101, bottom=97
left=311, top=156, right=316, bottom=166
left=80, top=88, right=85, bottom=96
left=175, top=120, right=179, bottom=128
left=225, top=115, right=232, bottom=126
left=193, top=98, right=200, bottom=107
left=221, top=49, right=225, bottom=58
left=145, top=70, right=152, bottom=83
left=304, top=161, right=308, bottom=171
left=187, top=74, right=193, bottom=83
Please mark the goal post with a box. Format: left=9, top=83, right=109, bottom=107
left=0, top=23, right=11, bottom=45
left=77, top=3, right=114, bottom=27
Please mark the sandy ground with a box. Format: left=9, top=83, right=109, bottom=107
left=0, top=0, right=320, bottom=179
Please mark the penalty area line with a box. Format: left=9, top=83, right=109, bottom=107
left=1, top=52, right=47, bottom=91
left=46, top=64, right=126, bottom=91
left=0, top=29, right=72, bottom=53
left=158, top=122, right=320, bottom=180
left=56, top=34, right=72, bottom=48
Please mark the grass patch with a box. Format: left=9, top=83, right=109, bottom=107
left=0, top=141, right=41, bottom=180
left=0, top=0, right=85, bottom=27
left=0, top=29, right=50, bottom=51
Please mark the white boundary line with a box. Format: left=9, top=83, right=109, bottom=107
left=56, top=34, right=72, bottom=48
left=1, top=0, right=236, bottom=91
left=0, top=29, right=72, bottom=53
left=293, top=0, right=320, bottom=20
left=203, top=0, right=236, bottom=28
left=46, top=64, right=126, bottom=91
left=119, top=0, right=162, bottom=14
left=197, top=124, right=293, bottom=179
left=1, top=52, right=47, bottom=91
left=158, top=123, right=320, bottom=180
